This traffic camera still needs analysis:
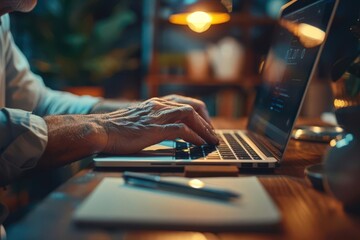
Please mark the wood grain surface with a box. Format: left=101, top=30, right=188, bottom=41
left=6, top=118, right=360, bottom=240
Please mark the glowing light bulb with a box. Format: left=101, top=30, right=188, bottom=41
left=186, top=11, right=212, bottom=33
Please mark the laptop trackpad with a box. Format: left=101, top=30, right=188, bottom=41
left=94, top=141, right=175, bottom=162
left=134, top=141, right=175, bottom=157
left=141, top=140, right=175, bottom=153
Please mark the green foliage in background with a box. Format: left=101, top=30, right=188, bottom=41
left=19, top=0, right=139, bottom=86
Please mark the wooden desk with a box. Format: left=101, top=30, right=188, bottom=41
left=7, top=118, right=360, bottom=240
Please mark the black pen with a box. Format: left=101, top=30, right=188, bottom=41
left=122, top=171, right=240, bottom=201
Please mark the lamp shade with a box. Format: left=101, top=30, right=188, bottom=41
left=169, top=0, right=231, bottom=33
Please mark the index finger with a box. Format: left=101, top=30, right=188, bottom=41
left=160, top=96, right=213, bottom=128
left=151, top=105, right=219, bottom=145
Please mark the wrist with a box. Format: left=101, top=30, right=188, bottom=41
left=84, top=114, right=109, bottom=154
left=43, top=114, right=108, bottom=156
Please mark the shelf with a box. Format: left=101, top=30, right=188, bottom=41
left=146, top=74, right=261, bottom=88
left=146, top=0, right=272, bottom=117
left=145, top=75, right=258, bottom=117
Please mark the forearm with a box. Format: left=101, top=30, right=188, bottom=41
left=38, top=114, right=108, bottom=168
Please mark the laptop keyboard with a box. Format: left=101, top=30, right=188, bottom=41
left=174, top=132, right=262, bottom=160
left=233, top=133, right=262, bottom=160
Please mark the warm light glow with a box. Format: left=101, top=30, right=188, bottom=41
left=279, top=20, right=326, bottom=48
left=297, top=23, right=326, bottom=48
left=334, top=99, right=349, bottom=109
left=186, top=11, right=212, bottom=33
left=188, top=179, right=205, bottom=189
left=169, top=12, right=230, bottom=33
left=311, top=126, right=322, bottom=133
left=293, top=129, right=304, bottom=139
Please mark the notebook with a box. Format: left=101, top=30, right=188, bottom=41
left=94, top=0, right=339, bottom=169
left=73, top=177, right=281, bottom=231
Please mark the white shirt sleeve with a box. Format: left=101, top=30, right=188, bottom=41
left=0, top=14, right=100, bottom=185
left=2, top=14, right=100, bottom=116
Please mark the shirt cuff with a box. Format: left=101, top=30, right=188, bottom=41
left=0, top=109, right=48, bottom=185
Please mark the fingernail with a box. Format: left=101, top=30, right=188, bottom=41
left=204, top=127, right=217, bottom=144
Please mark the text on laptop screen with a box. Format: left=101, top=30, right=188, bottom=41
left=247, top=0, right=337, bottom=155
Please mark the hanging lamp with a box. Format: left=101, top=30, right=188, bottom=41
left=169, top=0, right=231, bottom=33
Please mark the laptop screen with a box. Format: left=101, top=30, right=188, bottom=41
left=247, top=0, right=338, bottom=158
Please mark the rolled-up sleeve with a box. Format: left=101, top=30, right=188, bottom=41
left=0, top=108, right=48, bottom=186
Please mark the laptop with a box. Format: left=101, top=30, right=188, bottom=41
left=94, top=0, right=339, bottom=169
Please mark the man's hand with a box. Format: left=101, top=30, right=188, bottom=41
left=39, top=97, right=218, bottom=168
left=99, top=97, right=218, bottom=155
left=91, top=94, right=212, bottom=127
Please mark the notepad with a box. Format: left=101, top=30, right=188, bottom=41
left=73, top=177, right=281, bottom=231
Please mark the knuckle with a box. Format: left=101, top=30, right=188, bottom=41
left=146, top=99, right=160, bottom=108
left=181, top=105, right=194, bottom=114
left=193, top=99, right=205, bottom=109
left=151, top=97, right=161, bottom=102
left=199, top=101, right=206, bottom=108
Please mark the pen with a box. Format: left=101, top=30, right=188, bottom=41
left=123, top=171, right=240, bottom=201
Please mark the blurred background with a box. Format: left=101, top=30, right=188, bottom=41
left=3, top=0, right=360, bottom=226
left=10, top=0, right=359, bottom=118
